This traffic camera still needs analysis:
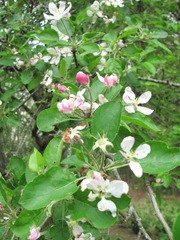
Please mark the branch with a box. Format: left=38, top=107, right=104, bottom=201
left=139, top=77, right=180, bottom=87
left=106, top=158, right=152, bottom=240
left=145, top=178, right=173, bottom=240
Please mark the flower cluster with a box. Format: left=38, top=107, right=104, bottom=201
left=80, top=171, right=129, bottom=217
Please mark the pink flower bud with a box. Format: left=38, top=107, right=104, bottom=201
left=57, top=84, right=68, bottom=92
left=28, top=226, right=40, bottom=240
left=104, top=74, right=118, bottom=87
left=76, top=71, right=89, bottom=85
left=57, top=98, right=74, bottom=114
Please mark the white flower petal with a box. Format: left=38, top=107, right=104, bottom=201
left=96, top=72, right=104, bottom=83
left=123, top=87, right=136, bottom=103
left=138, top=91, right=152, bottom=104
left=73, top=225, right=84, bottom=238
left=129, top=161, right=143, bottom=178
left=88, top=191, right=99, bottom=201
left=74, top=124, right=86, bottom=131
left=125, top=105, right=135, bottom=113
left=80, top=179, right=92, bottom=191
left=108, top=180, right=129, bottom=198
left=48, top=2, right=58, bottom=15
left=136, top=106, right=154, bottom=115
left=97, top=197, right=117, bottom=217
left=134, top=144, right=151, bottom=159
left=121, top=136, right=135, bottom=153
left=43, top=13, right=54, bottom=20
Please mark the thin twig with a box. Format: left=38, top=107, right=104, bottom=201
left=145, top=178, right=173, bottom=240
left=106, top=158, right=152, bottom=240
left=139, top=77, right=180, bottom=87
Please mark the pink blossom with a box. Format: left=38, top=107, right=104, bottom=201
left=96, top=72, right=118, bottom=87
left=76, top=71, right=89, bottom=85
left=57, top=98, right=74, bottom=114
left=57, top=84, right=68, bottom=92
left=28, top=226, right=40, bottom=240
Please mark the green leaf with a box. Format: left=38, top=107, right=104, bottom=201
left=4, top=115, right=21, bottom=127
left=140, top=141, right=180, bottom=174
left=44, top=137, right=63, bottom=167
left=56, top=19, right=74, bottom=37
left=62, top=155, right=88, bottom=168
left=70, top=194, right=116, bottom=229
left=49, top=220, right=70, bottom=240
left=10, top=210, right=44, bottom=239
left=0, top=183, right=7, bottom=205
left=21, top=71, right=33, bottom=84
left=29, top=148, right=44, bottom=173
left=152, top=31, right=168, bottom=39
left=151, top=39, right=171, bottom=53
left=0, top=57, right=15, bottom=66
left=90, top=78, right=105, bottom=101
left=120, top=26, right=138, bottom=38
left=142, top=62, right=156, bottom=75
left=91, top=101, right=122, bottom=141
left=173, top=213, right=180, bottom=240
left=80, top=43, right=100, bottom=54
left=31, top=29, right=60, bottom=44
left=122, top=111, right=160, bottom=131
left=105, top=58, right=122, bottom=76
left=59, top=58, right=66, bottom=77
left=36, top=107, right=69, bottom=132
left=105, top=83, right=122, bottom=101
left=8, top=156, right=26, bottom=180
left=19, top=167, right=78, bottom=210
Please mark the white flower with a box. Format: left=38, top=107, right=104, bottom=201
left=14, top=58, right=25, bottom=69
left=40, top=70, right=53, bottom=86
left=44, top=1, right=72, bottom=21
left=80, top=171, right=129, bottom=217
left=87, top=1, right=104, bottom=24
left=93, top=135, right=113, bottom=153
left=42, top=47, right=62, bottom=65
left=123, top=87, right=154, bottom=115
left=120, top=136, right=151, bottom=177
left=62, top=124, right=86, bottom=143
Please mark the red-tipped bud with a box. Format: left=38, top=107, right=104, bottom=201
left=76, top=71, right=89, bottom=85
left=57, top=84, right=68, bottom=92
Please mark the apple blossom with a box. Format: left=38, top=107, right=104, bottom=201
left=42, top=47, right=62, bottom=65
left=76, top=71, right=89, bottom=85
left=120, top=136, right=151, bottom=177
left=28, top=226, right=40, bottom=240
left=93, top=135, right=113, bottom=153
left=87, top=1, right=104, bottom=24
left=57, top=98, right=74, bottom=114
left=44, top=1, right=72, bottom=21
left=62, top=124, right=86, bottom=143
left=40, top=70, right=53, bottom=86
left=80, top=171, right=129, bottom=217
left=123, top=86, right=154, bottom=115
left=30, top=53, right=42, bottom=65
left=96, top=72, right=118, bottom=87
left=14, top=57, right=25, bottom=69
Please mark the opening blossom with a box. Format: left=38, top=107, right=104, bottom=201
left=80, top=171, right=129, bottom=217
left=123, top=87, right=154, bottom=115
left=28, top=226, right=40, bottom=240
left=120, top=136, right=151, bottom=178
left=96, top=72, right=118, bottom=87
left=93, top=135, right=113, bottom=153
left=44, top=1, right=72, bottom=21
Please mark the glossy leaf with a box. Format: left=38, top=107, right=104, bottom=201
left=43, top=137, right=63, bottom=167
left=36, top=107, right=69, bottom=132
left=19, top=167, right=78, bottom=210
left=29, top=148, right=44, bottom=173
left=173, top=213, right=180, bottom=240
left=122, top=111, right=160, bottom=132
left=91, top=101, right=122, bottom=141
left=140, top=141, right=180, bottom=174
left=8, top=156, right=26, bottom=180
